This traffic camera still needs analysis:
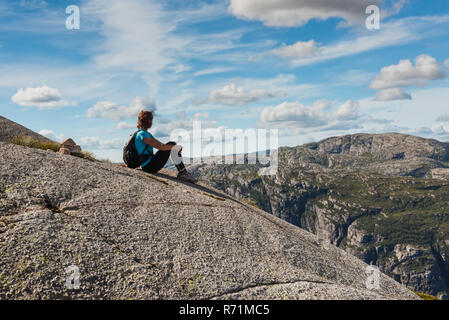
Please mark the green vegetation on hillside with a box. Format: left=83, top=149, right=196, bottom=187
left=413, top=291, right=440, bottom=300
left=10, top=136, right=60, bottom=152
left=9, top=136, right=111, bottom=163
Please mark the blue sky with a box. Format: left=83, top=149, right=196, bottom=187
left=1, top=0, right=449, bottom=162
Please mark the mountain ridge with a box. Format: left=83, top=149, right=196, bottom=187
left=303, top=132, right=449, bottom=161
left=188, top=132, right=449, bottom=299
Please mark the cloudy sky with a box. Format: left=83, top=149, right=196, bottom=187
left=1, top=0, right=449, bottom=162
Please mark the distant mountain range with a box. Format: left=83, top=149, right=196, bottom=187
left=188, top=133, right=449, bottom=299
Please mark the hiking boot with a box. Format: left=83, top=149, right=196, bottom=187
left=177, top=170, right=198, bottom=184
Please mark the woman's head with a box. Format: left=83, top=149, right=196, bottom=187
left=137, top=110, right=154, bottom=130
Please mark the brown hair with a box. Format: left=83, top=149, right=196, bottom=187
left=137, top=110, right=154, bottom=130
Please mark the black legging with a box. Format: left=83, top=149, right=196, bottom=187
left=142, top=141, right=186, bottom=174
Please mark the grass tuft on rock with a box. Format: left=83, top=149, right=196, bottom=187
left=412, top=291, right=440, bottom=300
left=9, top=136, right=60, bottom=152
left=9, top=136, right=107, bottom=163
left=72, top=151, right=96, bottom=161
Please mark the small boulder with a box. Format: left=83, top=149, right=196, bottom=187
left=61, top=138, right=76, bottom=148
left=59, top=147, right=71, bottom=155
left=58, top=138, right=82, bottom=156
left=72, top=145, right=82, bottom=153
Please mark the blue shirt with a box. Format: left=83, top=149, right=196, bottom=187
left=135, top=129, right=154, bottom=168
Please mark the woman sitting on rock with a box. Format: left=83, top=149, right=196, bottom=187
left=135, top=110, right=197, bottom=183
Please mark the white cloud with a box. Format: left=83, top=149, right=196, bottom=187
left=370, top=55, right=445, bottom=90
left=375, top=88, right=412, bottom=101
left=444, top=58, right=449, bottom=69
left=19, top=0, right=48, bottom=10
left=414, top=124, right=449, bottom=141
left=150, top=112, right=225, bottom=140
left=0, top=63, right=124, bottom=103
left=168, top=2, right=229, bottom=25
left=270, top=40, right=318, bottom=59
left=334, top=70, right=376, bottom=87
left=193, top=67, right=235, bottom=77
left=87, top=97, right=155, bottom=120
left=268, top=16, right=449, bottom=68
left=0, top=0, right=240, bottom=104
left=117, top=122, right=136, bottom=130
left=228, top=0, right=390, bottom=27
left=195, top=83, right=274, bottom=106
left=79, top=0, right=251, bottom=98
left=83, top=0, right=190, bottom=97
left=11, top=85, right=72, bottom=108
left=0, top=2, right=66, bottom=34
left=84, top=0, right=186, bottom=73
left=152, top=112, right=218, bottom=138
left=168, top=64, right=192, bottom=74
left=408, top=125, right=449, bottom=142
left=271, top=20, right=414, bottom=67
left=431, top=124, right=449, bottom=135
left=237, top=74, right=319, bottom=99
left=182, top=28, right=247, bottom=57
left=359, top=85, right=449, bottom=131
left=260, top=99, right=362, bottom=133
left=335, top=100, right=360, bottom=120
left=186, top=74, right=321, bottom=114
left=436, top=114, right=449, bottom=122
left=261, top=100, right=329, bottom=124
left=78, top=136, right=123, bottom=150
left=370, top=54, right=447, bottom=101
left=38, top=129, right=64, bottom=142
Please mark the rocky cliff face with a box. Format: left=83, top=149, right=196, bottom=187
left=188, top=133, right=449, bottom=299
left=0, top=140, right=419, bottom=300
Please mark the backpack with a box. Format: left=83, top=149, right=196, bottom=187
left=123, top=131, right=150, bottom=169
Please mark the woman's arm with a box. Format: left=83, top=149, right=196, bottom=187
left=143, top=137, right=174, bottom=151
